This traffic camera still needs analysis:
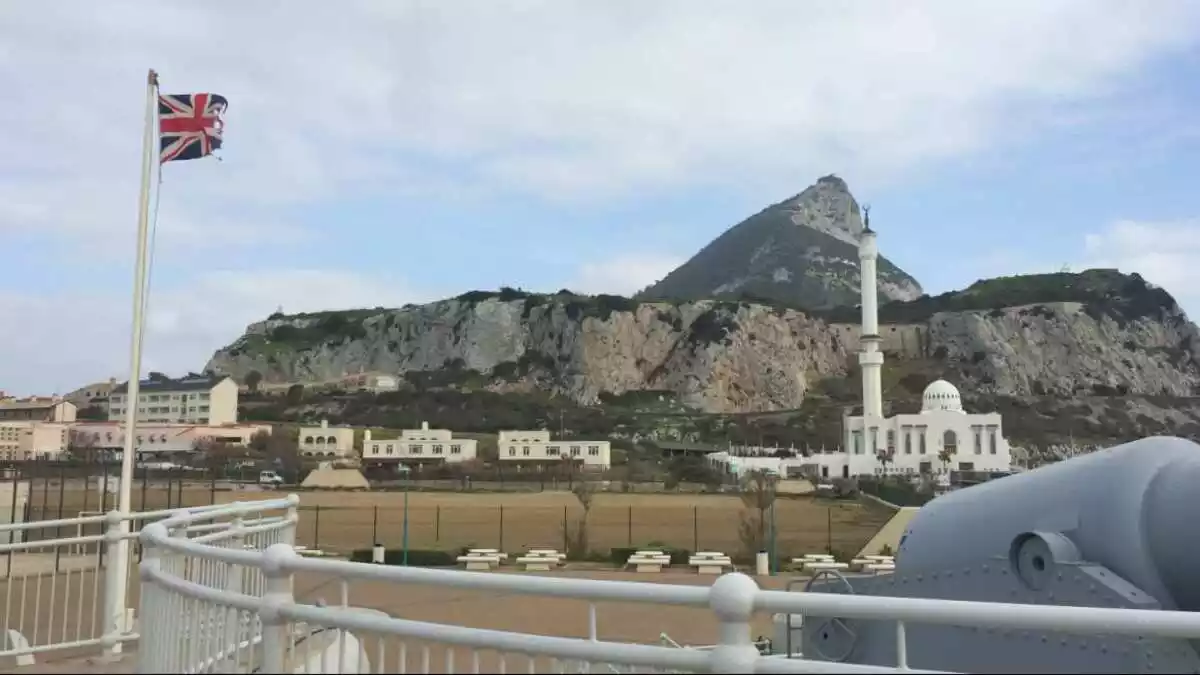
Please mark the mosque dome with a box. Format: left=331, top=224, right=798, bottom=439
left=921, top=379, right=964, bottom=413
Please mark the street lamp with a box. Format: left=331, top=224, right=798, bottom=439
left=401, top=466, right=410, bottom=566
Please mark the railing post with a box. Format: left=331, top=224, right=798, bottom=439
left=284, top=494, right=300, bottom=548
left=260, top=543, right=298, bottom=673
left=707, top=573, right=761, bottom=673
left=225, top=517, right=245, bottom=656
left=101, top=510, right=128, bottom=659
left=138, top=523, right=166, bottom=673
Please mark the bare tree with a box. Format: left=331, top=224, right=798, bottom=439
left=876, top=448, right=896, bottom=476
left=67, top=431, right=98, bottom=462
left=248, top=430, right=270, bottom=453
left=737, top=470, right=778, bottom=559
left=563, top=479, right=597, bottom=559
left=262, top=427, right=301, bottom=478
left=937, top=447, right=955, bottom=474
left=244, top=370, right=264, bottom=393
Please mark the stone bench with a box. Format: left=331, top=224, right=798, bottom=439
left=468, top=549, right=508, bottom=561
left=457, top=553, right=502, bottom=571
left=516, top=549, right=564, bottom=571
left=626, top=551, right=671, bottom=573
left=688, top=552, right=733, bottom=575
left=526, top=548, right=566, bottom=561
left=851, top=556, right=894, bottom=571
left=801, top=561, right=849, bottom=574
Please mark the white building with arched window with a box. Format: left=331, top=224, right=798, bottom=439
left=840, top=379, right=1011, bottom=478
left=830, top=211, right=1012, bottom=479
left=298, top=419, right=355, bottom=458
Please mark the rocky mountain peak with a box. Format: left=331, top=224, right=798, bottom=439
left=774, top=173, right=863, bottom=246
left=639, top=175, right=922, bottom=309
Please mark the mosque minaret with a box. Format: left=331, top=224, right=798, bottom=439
left=858, top=207, right=885, bottom=420
left=833, top=206, right=1014, bottom=479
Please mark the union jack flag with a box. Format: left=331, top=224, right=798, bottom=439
left=158, top=93, right=228, bottom=163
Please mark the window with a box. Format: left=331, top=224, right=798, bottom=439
left=973, top=428, right=982, bottom=455
left=432, top=444, right=444, bottom=455
left=409, top=444, right=422, bottom=455
left=570, top=445, right=581, bottom=456
left=522, top=447, right=530, bottom=456
left=450, top=444, right=461, bottom=454
left=547, top=446, right=560, bottom=456
left=886, top=430, right=895, bottom=452
left=852, top=430, right=862, bottom=454
left=904, top=429, right=912, bottom=454
left=919, top=431, right=927, bottom=455
left=588, top=446, right=599, bottom=456
left=943, top=429, right=958, bottom=454
left=304, top=436, right=314, bottom=444
left=869, top=427, right=878, bottom=452
left=508, top=448, right=516, bottom=456
left=989, top=429, right=998, bottom=455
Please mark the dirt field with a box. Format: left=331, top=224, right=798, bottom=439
left=25, top=486, right=892, bottom=561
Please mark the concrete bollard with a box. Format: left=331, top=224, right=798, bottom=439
left=755, top=551, right=769, bottom=576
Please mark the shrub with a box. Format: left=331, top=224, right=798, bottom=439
left=349, top=548, right=456, bottom=567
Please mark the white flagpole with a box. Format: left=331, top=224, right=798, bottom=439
left=104, top=68, right=159, bottom=657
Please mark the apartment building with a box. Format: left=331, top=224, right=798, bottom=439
left=65, top=378, right=117, bottom=407
left=0, top=422, right=70, bottom=461
left=70, top=421, right=271, bottom=456
left=362, top=422, right=478, bottom=464
left=298, top=419, right=356, bottom=457
left=497, top=430, right=612, bottom=469
left=108, top=375, right=238, bottom=425
left=0, top=398, right=77, bottom=424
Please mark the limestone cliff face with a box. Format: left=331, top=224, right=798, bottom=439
left=205, top=288, right=1200, bottom=413
left=927, top=302, right=1200, bottom=398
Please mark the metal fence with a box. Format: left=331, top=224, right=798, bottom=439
left=288, top=503, right=887, bottom=562
left=7, top=461, right=891, bottom=564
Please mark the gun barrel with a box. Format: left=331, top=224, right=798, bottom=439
left=898, top=436, right=1200, bottom=610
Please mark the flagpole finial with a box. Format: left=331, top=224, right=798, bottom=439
left=147, top=69, right=159, bottom=86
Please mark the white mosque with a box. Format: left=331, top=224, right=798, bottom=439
left=832, top=211, right=1013, bottom=479
left=707, top=211, right=1015, bottom=481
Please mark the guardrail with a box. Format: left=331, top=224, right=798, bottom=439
left=0, top=498, right=290, bottom=666
left=138, top=495, right=1200, bottom=674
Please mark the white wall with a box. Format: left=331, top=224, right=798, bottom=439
left=498, top=438, right=611, bottom=468
left=362, top=438, right=477, bottom=463
left=70, top=422, right=271, bottom=455
left=843, top=410, right=1012, bottom=476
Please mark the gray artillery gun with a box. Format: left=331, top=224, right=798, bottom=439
left=798, top=436, right=1200, bottom=673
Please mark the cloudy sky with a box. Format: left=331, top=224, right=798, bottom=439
left=2, top=1, right=1200, bottom=395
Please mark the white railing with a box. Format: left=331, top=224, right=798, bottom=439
left=138, top=494, right=1200, bottom=674
left=0, top=498, right=289, bottom=666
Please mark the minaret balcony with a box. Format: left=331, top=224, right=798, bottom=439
left=858, top=351, right=884, bottom=366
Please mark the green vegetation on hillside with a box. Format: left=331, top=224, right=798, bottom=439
left=818, top=269, right=1179, bottom=325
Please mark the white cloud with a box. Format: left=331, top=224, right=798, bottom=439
left=1080, top=219, right=1200, bottom=318
left=572, top=253, right=684, bottom=296
left=1, top=1, right=1198, bottom=392
left=2, top=1, right=1197, bottom=227
left=0, top=270, right=427, bottom=395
